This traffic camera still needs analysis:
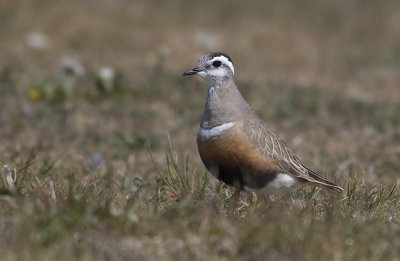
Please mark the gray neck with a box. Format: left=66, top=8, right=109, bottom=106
left=200, top=77, right=255, bottom=129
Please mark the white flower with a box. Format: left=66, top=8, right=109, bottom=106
left=98, top=67, right=115, bottom=81
left=25, top=32, right=49, bottom=50
left=61, top=56, right=85, bottom=76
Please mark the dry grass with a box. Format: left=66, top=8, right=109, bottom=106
left=0, top=0, right=400, bottom=260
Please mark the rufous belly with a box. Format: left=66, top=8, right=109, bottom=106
left=197, top=121, right=278, bottom=189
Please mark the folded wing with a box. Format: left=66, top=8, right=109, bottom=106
left=243, top=120, right=343, bottom=192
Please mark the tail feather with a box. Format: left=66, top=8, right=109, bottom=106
left=305, top=168, right=343, bottom=193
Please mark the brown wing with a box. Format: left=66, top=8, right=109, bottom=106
left=243, top=120, right=343, bottom=192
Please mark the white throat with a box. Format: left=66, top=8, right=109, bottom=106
left=208, top=83, right=220, bottom=97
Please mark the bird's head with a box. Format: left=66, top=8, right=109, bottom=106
left=183, top=52, right=234, bottom=82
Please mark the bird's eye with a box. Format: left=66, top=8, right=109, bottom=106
left=212, top=61, right=222, bottom=67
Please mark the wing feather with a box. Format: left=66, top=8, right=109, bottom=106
left=243, top=120, right=342, bottom=192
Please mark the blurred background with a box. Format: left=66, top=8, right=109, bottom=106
left=1, top=0, right=400, bottom=260
left=1, top=0, right=399, bottom=179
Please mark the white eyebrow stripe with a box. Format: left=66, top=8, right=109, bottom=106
left=210, top=56, right=234, bottom=75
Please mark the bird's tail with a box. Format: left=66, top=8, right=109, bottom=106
left=305, top=167, right=343, bottom=193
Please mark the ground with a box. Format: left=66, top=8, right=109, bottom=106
left=0, top=0, right=399, bottom=260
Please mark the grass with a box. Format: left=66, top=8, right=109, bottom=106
left=1, top=0, right=400, bottom=260
left=1, top=149, right=399, bottom=260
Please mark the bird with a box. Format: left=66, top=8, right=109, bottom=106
left=183, top=52, right=343, bottom=202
